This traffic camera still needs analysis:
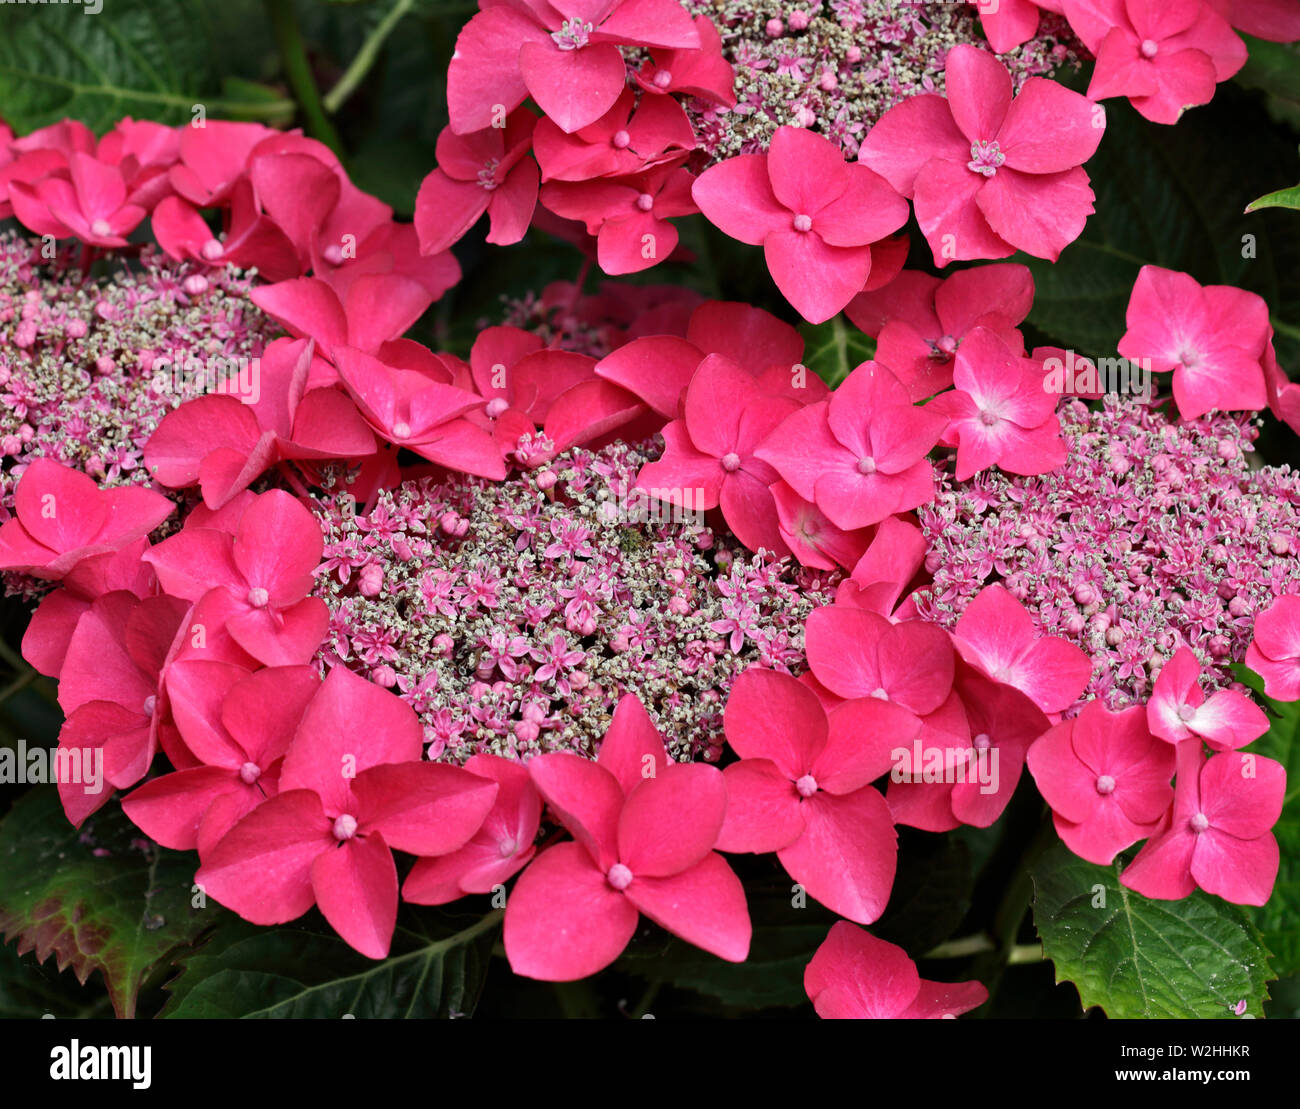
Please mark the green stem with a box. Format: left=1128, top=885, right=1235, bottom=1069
left=925, top=933, right=995, bottom=960
left=0, top=668, right=37, bottom=705
left=1271, top=315, right=1300, bottom=343
left=323, top=0, right=416, bottom=115
left=264, top=0, right=344, bottom=155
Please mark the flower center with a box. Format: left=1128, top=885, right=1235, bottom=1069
left=333, top=813, right=359, bottom=841
left=857, top=456, right=877, bottom=475
left=1189, top=812, right=1210, bottom=833
left=653, top=69, right=673, bottom=89
left=239, top=761, right=262, bottom=785
left=973, top=733, right=992, bottom=751
left=551, top=17, right=593, bottom=50
left=246, top=587, right=269, bottom=608
left=142, top=695, right=157, bottom=717
left=870, top=687, right=889, bottom=700
left=498, top=837, right=517, bottom=857
left=1140, top=38, right=1159, bottom=58
left=90, top=218, right=113, bottom=237
left=635, top=192, right=655, bottom=212
left=485, top=398, right=509, bottom=419
left=607, top=862, right=633, bottom=890
left=931, top=334, right=959, bottom=360
left=967, top=139, right=1005, bottom=178
left=201, top=238, right=225, bottom=261
left=1177, top=703, right=1196, bottom=722
left=978, top=408, right=999, bottom=427
left=477, top=160, right=500, bottom=191
left=612, top=130, right=631, bottom=149
left=1096, top=774, right=1116, bottom=795
left=392, top=421, right=411, bottom=439
left=795, top=774, right=818, bottom=798
left=720, top=451, right=742, bottom=472
left=792, top=213, right=813, bottom=232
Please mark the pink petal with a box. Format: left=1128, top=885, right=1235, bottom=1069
left=519, top=42, right=626, bottom=134
left=503, top=841, right=640, bottom=979
left=625, top=851, right=751, bottom=962
left=724, top=666, right=827, bottom=777
left=353, top=761, right=497, bottom=855
left=195, top=789, right=332, bottom=924
left=778, top=787, right=897, bottom=924
left=595, top=693, right=671, bottom=796
left=311, top=831, right=398, bottom=958
left=714, top=758, right=805, bottom=853
left=691, top=153, right=789, bottom=246
left=619, top=763, right=727, bottom=876
left=528, top=754, right=623, bottom=869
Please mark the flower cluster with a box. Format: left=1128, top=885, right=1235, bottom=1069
left=311, top=437, right=836, bottom=765
left=0, top=234, right=273, bottom=521
left=679, top=0, right=1083, bottom=161
left=913, top=397, right=1300, bottom=712
left=4, top=0, right=1299, bottom=1020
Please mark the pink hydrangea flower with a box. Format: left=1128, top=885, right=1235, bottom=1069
left=692, top=125, right=909, bottom=322
left=859, top=44, right=1103, bottom=266
left=756, top=362, right=946, bottom=530
left=632, top=13, right=737, bottom=106
left=1245, top=595, right=1300, bottom=702
left=846, top=263, right=1035, bottom=401
left=533, top=88, right=694, bottom=182
left=1121, top=744, right=1285, bottom=905
left=0, top=459, right=174, bottom=581
left=414, top=110, right=539, bottom=256
left=446, top=0, right=701, bottom=135
left=196, top=665, right=499, bottom=958
left=1146, top=647, right=1268, bottom=751
left=805, top=922, right=987, bottom=1019
left=1027, top=699, right=1176, bottom=864
left=1117, top=265, right=1269, bottom=419
left=144, top=337, right=378, bottom=509
left=53, top=591, right=193, bottom=825
left=950, top=584, right=1092, bottom=714
left=142, top=489, right=330, bottom=667
left=503, top=694, right=750, bottom=980
left=717, top=668, right=910, bottom=924
left=804, top=604, right=955, bottom=715
left=1063, top=0, right=1247, bottom=124
left=9, top=152, right=147, bottom=247
left=635, top=353, right=798, bottom=554
left=122, top=663, right=320, bottom=855
left=929, top=326, right=1067, bottom=480
left=540, top=163, right=699, bottom=275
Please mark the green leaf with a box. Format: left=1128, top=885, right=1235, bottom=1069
left=1023, top=91, right=1300, bottom=366
left=1233, top=37, right=1300, bottom=131
left=798, top=314, right=876, bottom=388
left=1230, top=666, right=1300, bottom=976
left=0, top=788, right=214, bottom=1018
left=1030, top=840, right=1273, bottom=1018
left=161, top=907, right=500, bottom=1018
left=0, top=0, right=292, bottom=132
left=1246, top=184, right=1300, bottom=213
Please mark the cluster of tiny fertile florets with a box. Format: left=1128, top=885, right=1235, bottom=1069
left=0, top=233, right=273, bottom=512
left=312, top=438, right=837, bottom=765
left=493, top=289, right=616, bottom=359
left=682, top=0, right=1084, bottom=160
left=914, top=397, right=1300, bottom=712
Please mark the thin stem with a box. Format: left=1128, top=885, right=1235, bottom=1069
left=925, top=933, right=996, bottom=960
left=0, top=668, right=37, bottom=705
left=323, top=0, right=416, bottom=115
left=264, top=0, right=344, bottom=156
